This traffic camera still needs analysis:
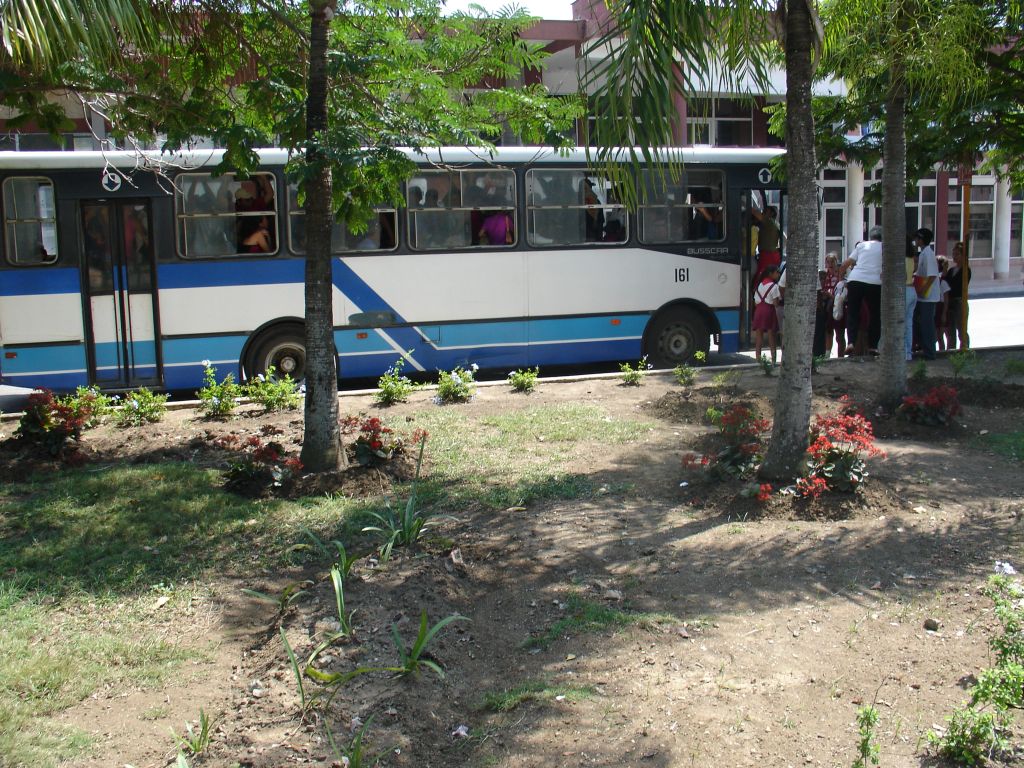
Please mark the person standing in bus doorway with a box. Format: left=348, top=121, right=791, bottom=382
left=904, top=236, right=918, bottom=361
left=752, top=265, right=782, bottom=365
left=913, top=227, right=940, bottom=360
left=840, top=226, right=883, bottom=356
left=752, top=203, right=781, bottom=276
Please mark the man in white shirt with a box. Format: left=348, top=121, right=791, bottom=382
left=840, top=226, right=883, bottom=355
left=913, top=227, right=940, bottom=360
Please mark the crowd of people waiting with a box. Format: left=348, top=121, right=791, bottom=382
left=751, top=225, right=971, bottom=363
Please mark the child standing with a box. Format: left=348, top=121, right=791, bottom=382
left=752, top=265, right=782, bottom=365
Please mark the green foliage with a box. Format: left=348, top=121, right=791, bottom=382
left=64, top=386, right=115, bottom=428
left=115, top=387, right=168, bottom=427
left=325, top=715, right=390, bottom=768
left=482, top=679, right=597, bottom=712
left=929, top=707, right=1010, bottom=766
left=389, top=610, right=469, bottom=679
left=980, top=430, right=1024, bottom=462
left=758, top=354, right=774, bottom=376
left=507, top=367, right=540, bottom=393
left=522, top=593, right=674, bottom=650
left=672, top=363, right=696, bottom=386
left=929, top=575, right=1024, bottom=764
left=329, top=565, right=356, bottom=637
left=197, top=363, right=242, bottom=418
left=245, top=365, right=301, bottom=411
left=16, top=389, right=88, bottom=457
left=909, top=360, right=928, bottom=383
left=362, top=437, right=434, bottom=562
left=950, top=349, right=977, bottom=380
left=693, top=351, right=707, bottom=366
left=619, top=356, right=651, bottom=386
left=280, top=628, right=308, bottom=711
left=375, top=358, right=417, bottom=406
left=241, top=581, right=311, bottom=616
left=172, top=709, right=213, bottom=758
left=436, top=366, right=477, bottom=404
left=1004, top=359, right=1024, bottom=377
left=852, top=705, right=880, bottom=768
left=711, top=369, right=740, bottom=393
left=811, top=354, right=828, bottom=374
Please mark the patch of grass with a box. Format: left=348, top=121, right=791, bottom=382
left=0, top=580, right=196, bottom=767
left=482, top=679, right=598, bottom=712
left=522, top=593, right=675, bottom=650
left=479, top=404, right=652, bottom=445
left=980, top=430, right=1024, bottom=462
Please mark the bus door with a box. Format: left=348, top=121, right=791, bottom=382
left=740, top=188, right=786, bottom=348
left=80, top=200, right=162, bottom=387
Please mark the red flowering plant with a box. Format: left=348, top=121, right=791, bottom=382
left=899, top=385, right=961, bottom=426
left=800, top=410, right=884, bottom=497
left=224, top=435, right=303, bottom=491
left=340, top=415, right=408, bottom=466
left=16, top=388, right=92, bottom=458
left=709, top=404, right=771, bottom=478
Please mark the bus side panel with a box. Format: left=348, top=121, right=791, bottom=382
left=156, top=259, right=308, bottom=386
left=0, top=267, right=89, bottom=390
left=335, top=252, right=529, bottom=375
left=524, top=247, right=741, bottom=357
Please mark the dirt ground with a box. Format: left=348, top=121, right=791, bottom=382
left=13, top=351, right=1024, bottom=768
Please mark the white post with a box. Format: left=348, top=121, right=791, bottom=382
left=846, top=162, right=865, bottom=253
left=993, top=175, right=1012, bottom=280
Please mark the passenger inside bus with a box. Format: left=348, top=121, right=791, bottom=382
left=478, top=210, right=513, bottom=245
left=240, top=216, right=273, bottom=253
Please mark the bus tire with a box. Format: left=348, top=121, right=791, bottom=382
left=246, top=324, right=307, bottom=382
left=645, top=307, right=710, bottom=368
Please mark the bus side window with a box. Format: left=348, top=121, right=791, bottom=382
left=2, top=177, right=59, bottom=266
left=287, top=182, right=398, bottom=254
left=175, top=172, right=279, bottom=258
left=408, top=169, right=514, bottom=251
left=526, top=169, right=625, bottom=246
left=687, top=170, right=726, bottom=242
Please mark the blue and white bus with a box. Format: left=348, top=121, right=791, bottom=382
left=0, top=146, right=784, bottom=392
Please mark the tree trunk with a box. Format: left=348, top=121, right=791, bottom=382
left=300, top=0, right=346, bottom=473
left=878, top=57, right=908, bottom=405
left=760, top=0, right=818, bottom=480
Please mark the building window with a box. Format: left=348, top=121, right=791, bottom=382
left=3, top=177, right=58, bottom=266
left=638, top=169, right=725, bottom=243
left=526, top=169, right=626, bottom=246
left=1011, top=188, right=1023, bottom=262
left=175, top=172, right=278, bottom=258
left=407, top=169, right=516, bottom=250
left=686, top=98, right=753, bottom=147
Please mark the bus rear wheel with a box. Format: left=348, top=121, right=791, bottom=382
left=247, top=325, right=306, bottom=382
left=646, top=308, right=710, bottom=368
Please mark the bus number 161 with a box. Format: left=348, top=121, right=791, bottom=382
left=674, top=267, right=690, bottom=283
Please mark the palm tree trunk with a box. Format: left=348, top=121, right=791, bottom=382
left=300, top=0, right=346, bottom=473
left=878, top=57, right=908, bottom=405
left=760, top=0, right=818, bottom=480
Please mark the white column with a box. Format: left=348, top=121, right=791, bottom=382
left=993, top=175, right=1012, bottom=279
left=846, top=162, right=865, bottom=254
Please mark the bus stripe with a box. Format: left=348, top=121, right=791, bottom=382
left=0, top=268, right=80, bottom=295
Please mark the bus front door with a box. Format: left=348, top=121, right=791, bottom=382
left=80, top=200, right=162, bottom=388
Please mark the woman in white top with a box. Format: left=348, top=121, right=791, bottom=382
left=840, top=226, right=883, bottom=355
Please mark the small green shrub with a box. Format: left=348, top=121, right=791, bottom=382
left=811, top=354, right=827, bottom=374
left=435, top=365, right=477, bottom=403
left=619, top=356, right=651, bottom=386
left=693, top=351, right=707, bottom=366
left=362, top=436, right=435, bottom=561
left=64, top=386, right=115, bottom=427
left=852, top=705, right=880, bottom=768
left=758, top=354, right=774, bottom=376
left=508, top=367, right=539, bottom=393
left=16, top=389, right=89, bottom=457
left=929, top=707, right=1010, bottom=766
left=390, top=610, right=469, bottom=679
left=197, top=362, right=242, bottom=418
left=950, top=349, right=977, bottom=380
left=909, top=359, right=928, bottom=383
left=245, top=365, right=301, bottom=411
left=1004, top=359, right=1024, bottom=377
left=375, top=358, right=416, bottom=406
left=672, top=363, right=696, bottom=386
left=115, top=387, right=168, bottom=427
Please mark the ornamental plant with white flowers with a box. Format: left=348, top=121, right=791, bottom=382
left=245, top=365, right=301, bottom=411
left=436, top=364, right=478, bottom=404
left=114, top=387, right=168, bottom=427
left=197, top=361, right=243, bottom=419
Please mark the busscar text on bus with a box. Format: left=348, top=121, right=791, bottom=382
left=0, top=146, right=785, bottom=393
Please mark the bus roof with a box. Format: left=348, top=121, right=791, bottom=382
left=0, top=146, right=784, bottom=171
